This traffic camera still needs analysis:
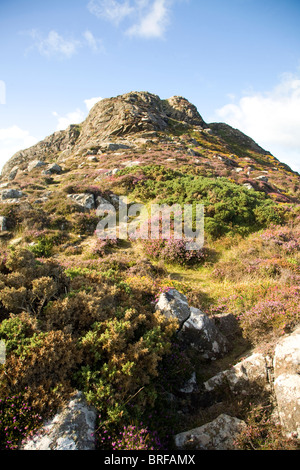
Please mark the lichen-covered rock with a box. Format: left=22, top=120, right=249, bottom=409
left=156, top=288, right=191, bottom=329
left=203, top=352, right=269, bottom=395
left=21, top=392, right=96, bottom=450
left=178, top=307, right=230, bottom=359
left=273, top=326, right=300, bottom=438
left=174, top=414, right=246, bottom=450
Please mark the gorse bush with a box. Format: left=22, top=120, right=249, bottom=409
left=0, top=248, right=179, bottom=449
left=115, top=165, right=286, bottom=238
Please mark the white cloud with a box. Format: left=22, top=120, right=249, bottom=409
left=214, top=73, right=300, bottom=173
left=0, top=126, right=38, bottom=171
left=26, top=29, right=104, bottom=59
left=84, top=96, right=103, bottom=110
left=88, top=0, right=172, bottom=38
left=52, top=96, right=104, bottom=131
left=31, top=30, right=81, bottom=58
left=52, top=109, right=86, bottom=131
left=88, top=0, right=134, bottom=24
left=127, top=0, right=170, bottom=38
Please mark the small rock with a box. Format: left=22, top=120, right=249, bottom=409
left=1, top=188, right=24, bottom=200
left=255, top=175, right=269, bottom=182
left=67, top=193, right=95, bottom=210
left=42, top=163, right=62, bottom=175
left=28, top=160, right=46, bottom=172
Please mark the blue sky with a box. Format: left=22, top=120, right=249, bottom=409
left=1, top=0, right=300, bottom=172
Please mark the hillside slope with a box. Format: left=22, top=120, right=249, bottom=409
left=0, top=91, right=299, bottom=451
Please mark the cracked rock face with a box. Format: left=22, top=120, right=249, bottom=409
left=21, top=392, right=97, bottom=450
left=178, top=307, right=230, bottom=359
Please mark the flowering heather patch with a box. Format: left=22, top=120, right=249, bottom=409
left=95, top=423, right=163, bottom=450
left=234, top=404, right=299, bottom=450
left=238, top=285, right=300, bottom=342
left=260, top=224, right=300, bottom=253
left=91, top=237, right=120, bottom=257
left=142, top=238, right=207, bottom=266
left=0, top=391, right=43, bottom=450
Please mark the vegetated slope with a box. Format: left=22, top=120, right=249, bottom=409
left=0, top=91, right=299, bottom=450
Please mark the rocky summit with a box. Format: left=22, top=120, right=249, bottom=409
left=0, top=91, right=299, bottom=452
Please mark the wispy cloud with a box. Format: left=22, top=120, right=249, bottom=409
left=88, top=0, right=134, bottom=25
left=0, top=126, right=38, bottom=170
left=214, top=72, right=300, bottom=172
left=88, top=0, right=172, bottom=38
left=83, top=30, right=105, bottom=53
left=26, top=29, right=104, bottom=59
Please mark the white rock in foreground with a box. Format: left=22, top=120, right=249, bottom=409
left=21, top=392, right=96, bottom=450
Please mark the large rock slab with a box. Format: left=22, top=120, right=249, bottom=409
left=203, top=352, right=269, bottom=395
left=274, top=374, right=300, bottom=438
left=179, top=307, right=230, bottom=359
left=273, top=326, right=300, bottom=377
left=273, top=326, right=300, bottom=438
left=174, top=414, right=246, bottom=450
left=21, top=392, right=97, bottom=450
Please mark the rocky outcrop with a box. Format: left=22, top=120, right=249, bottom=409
left=21, top=392, right=96, bottom=450
left=174, top=322, right=300, bottom=449
left=1, top=91, right=208, bottom=179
